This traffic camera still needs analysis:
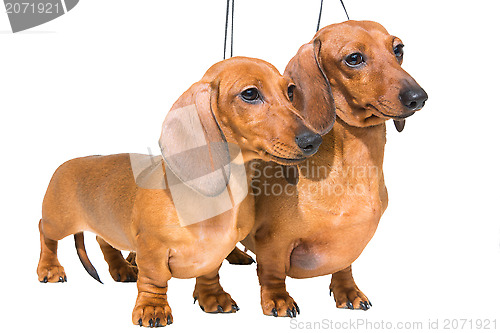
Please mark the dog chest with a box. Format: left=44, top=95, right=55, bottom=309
left=287, top=167, right=385, bottom=278
left=167, top=225, right=240, bottom=278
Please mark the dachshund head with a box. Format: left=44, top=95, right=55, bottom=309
left=159, top=57, right=324, bottom=196
left=286, top=20, right=427, bottom=132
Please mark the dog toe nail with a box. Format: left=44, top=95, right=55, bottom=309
left=286, top=309, right=293, bottom=318
left=271, top=308, right=278, bottom=317
left=193, top=297, right=198, bottom=304
left=217, top=305, right=223, bottom=313
left=293, top=302, right=300, bottom=315
left=232, top=304, right=240, bottom=312
left=138, top=319, right=143, bottom=327
left=167, top=315, right=173, bottom=325
left=155, top=318, right=161, bottom=327
left=199, top=305, right=205, bottom=312
left=149, top=319, right=154, bottom=327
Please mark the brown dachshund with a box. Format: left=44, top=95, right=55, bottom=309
left=228, top=20, right=428, bottom=316
left=36, top=56, right=327, bottom=327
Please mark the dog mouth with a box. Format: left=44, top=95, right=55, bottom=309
left=265, top=152, right=306, bottom=165
left=378, top=110, right=415, bottom=119
left=367, top=102, right=415, bottom=120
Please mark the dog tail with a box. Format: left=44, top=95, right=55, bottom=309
left=74, top=232, right=103, bottom=284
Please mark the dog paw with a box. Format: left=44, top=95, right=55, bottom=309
left=126, top=252, right=137, bottom=266
left=225, top=247, right=255, bottom=265
left=37, top=263, right=67, bottom=283
left=109, top=261, right=138, bottom=282
left=193, top=289, right=239, bottom=314
left=330, top=285, right=371, bottom=311
left=261, top=290, right=299, bottom=317
left=132, top=300, right=173, bottom=327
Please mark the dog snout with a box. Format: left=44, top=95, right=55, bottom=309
left=399, top=86, right=428, bottom=112
left=295, top=131, right=322, bottom=156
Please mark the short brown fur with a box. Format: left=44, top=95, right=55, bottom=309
left=36, top=57, right=322, bottom=326
left=231, top=21, right=427, bottom=316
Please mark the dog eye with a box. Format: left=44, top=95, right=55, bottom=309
left=240, top=88, right=260, bottom=103
left=287, top=85, right=295, bottom=102
left=393, top=44, right=404, bottom=58
left=345, top=52, right=364, bottom=67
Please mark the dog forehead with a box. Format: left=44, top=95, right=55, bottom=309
left=203, top=57, right=279, bottom=84
left=218, top=62, right=289, bottom=97
left=320, top=20, right=391, bottom=45
left=350, top=20, right=389, bottom=34
left=320, top=24, right=395, bottom=57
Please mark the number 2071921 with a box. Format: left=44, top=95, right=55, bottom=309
left=5, top=2, right=61, bottom=14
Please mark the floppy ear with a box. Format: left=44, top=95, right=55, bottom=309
left=394, top=119, right=405, bottom=132
left=284, top=39, right=336, bottom=135
left=158, top=82, right=231, bottom=197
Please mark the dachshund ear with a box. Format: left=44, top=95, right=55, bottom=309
left=284, top=39, right=335, bottom=135
left=159, top=83, right=231, bottom=197
left=394, top=119, right=405, bottom=132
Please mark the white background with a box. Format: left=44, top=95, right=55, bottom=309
left=1, top=0, right=499, bottom=332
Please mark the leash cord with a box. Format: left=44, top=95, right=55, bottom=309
left=317, top=0, right=350, bottom=32
left=316, top=0, right=324, bottom=32
left=339, top=0, right=350, bottom=20
left=223, top=0, right=235, bottom=59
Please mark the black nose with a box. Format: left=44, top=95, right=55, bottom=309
left=399, top=86, right=428, bottom=111
left=295, top=131, right=322, bottom=156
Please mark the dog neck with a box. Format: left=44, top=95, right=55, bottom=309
left=303, top=116, right=387, bottom=178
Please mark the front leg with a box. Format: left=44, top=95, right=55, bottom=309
left=132, top=245, right=173, bottom=327
left=193, top=266, right=239, bottom=313
left=329, top=265, right=371, bottom=311
left=256, top=246, right=299, bottom=318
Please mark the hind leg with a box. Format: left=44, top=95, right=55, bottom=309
left=37, top=219, right=67, bottom=283
left=96, top=236, right=138, bottom=282
left=225, top=247, right=255, bottom=265
left=126, top=252, right=137, bottom=266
